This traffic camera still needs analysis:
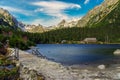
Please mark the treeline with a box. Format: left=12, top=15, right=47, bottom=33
left=38, top=26, right=120, bottom=44
left=20, top=25, right=120, bottom=44
left=0, top=25, right=120, bottom=50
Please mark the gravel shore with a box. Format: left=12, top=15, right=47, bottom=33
left=19, top=50, right=120, bottom=80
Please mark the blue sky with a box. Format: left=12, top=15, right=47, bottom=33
left=0, top=0, right=104, bottom=26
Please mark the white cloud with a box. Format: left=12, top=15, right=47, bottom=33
left=34, top=8, right=44, bottom=12
left=84, top=0, right=90, bottom=4
left=0, top=5, right=31, bottom=16
left=31, top=1, right=81, bottom=20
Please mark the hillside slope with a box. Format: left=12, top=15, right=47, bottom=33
left=0, top=8, right=18, bottom=29
left=92, top=0, right=120, bottom=27
left=76, top=0, right=119, bottom=27
left=25, top=24, right=45, bottom=33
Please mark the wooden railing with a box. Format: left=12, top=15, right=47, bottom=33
left=9, top=48, right=19, bottom=60
left=32, top=48, right=45, bottom=58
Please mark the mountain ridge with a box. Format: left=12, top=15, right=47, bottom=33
left=91, top=0, right=120, bottom=27
left=0, top=8, right=18, bottom=29
left=76, top=0, right=119, bottom=27
left=24, top=24, right=45, bottom=33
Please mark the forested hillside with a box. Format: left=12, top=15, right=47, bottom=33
left=0, top=27, right=35, bottom=50
left=38, top=26, right=120, bottom=44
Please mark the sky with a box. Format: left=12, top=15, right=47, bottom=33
left=0, top=0, right=104, bottom=27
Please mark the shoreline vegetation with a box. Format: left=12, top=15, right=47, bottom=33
left=0, top=48, right=20, bottom=80
left=0, top=26, right=120, bottom=50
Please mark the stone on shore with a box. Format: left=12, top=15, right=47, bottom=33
left=114, top=49, right=120, bottom=55
left=97, top=64, right=106, bottom=70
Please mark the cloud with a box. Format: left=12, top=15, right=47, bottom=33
left=31, top=1, right=81, bottom=20
left=84, top=0, right=90, bottom=4
left=0, top=5, right=31, bottom=16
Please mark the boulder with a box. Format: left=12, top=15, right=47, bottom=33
left=97, top=64, right=106, bottom=70
left=114, top=49, right=120, bottom=55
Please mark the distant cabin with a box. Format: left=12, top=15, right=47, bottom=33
left=83, top=38, right=97, bottom=43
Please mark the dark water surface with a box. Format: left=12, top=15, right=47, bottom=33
left=36, top=44, right=120, bottom=65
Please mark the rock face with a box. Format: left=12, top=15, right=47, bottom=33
left=76, top=0, right=119, bottom=27
left=17, top=22, right=26, bottom=31
left=57, top=19, right=66, bottom=28
left=0, top=8, right=18, bottom=29
left=0, top=8, right=27, bottom=30
left=55, top=18, right=80, bottom=29
left=24, top=24, right=45, bottom=33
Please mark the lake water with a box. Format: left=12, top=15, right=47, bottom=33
left=36, top=44, right=120, bottom=65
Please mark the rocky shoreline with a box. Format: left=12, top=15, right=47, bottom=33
left=19, top=50, right=120, bottom=80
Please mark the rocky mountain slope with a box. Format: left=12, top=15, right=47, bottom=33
left=92, top=0, right=120, bottom=27
left=76, top=0, right=119, bottom=27
left=57, top=19, right=79, bottom=28
left=24, top=24, right=45, bottom=33
left=0, top=8, right=19, bottom=29
left=0, top=8, right=45, bottom=32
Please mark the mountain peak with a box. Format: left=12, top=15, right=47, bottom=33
left=24, top=24, right=45, bottom=33
left=58, top=19, right=66, bottom=26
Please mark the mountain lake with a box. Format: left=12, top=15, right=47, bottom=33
left=31, top=44, right=120, bottom=65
